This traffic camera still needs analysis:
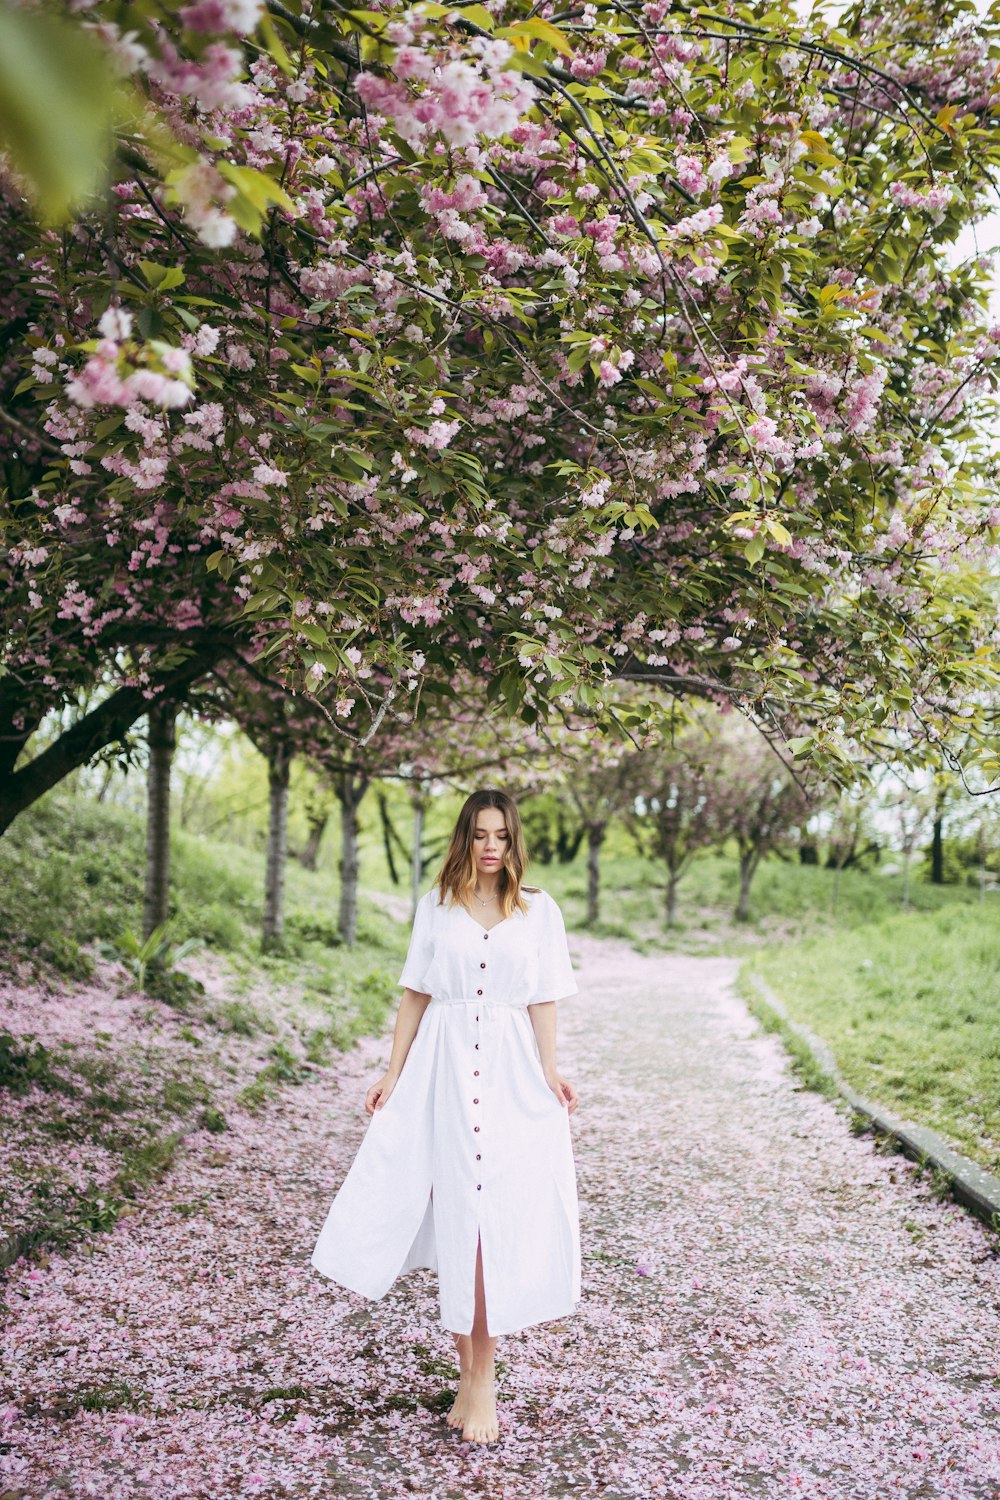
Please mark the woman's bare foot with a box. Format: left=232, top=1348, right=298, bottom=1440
left=445, top=1333, right=474, bottom=1428
left=461, top=1372, right=499, bottom=1445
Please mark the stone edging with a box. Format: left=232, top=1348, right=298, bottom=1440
left=748, top=974, right=1000, bottom=1235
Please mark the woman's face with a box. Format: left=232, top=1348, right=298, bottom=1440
left=472, top=808, right=510, bottom=877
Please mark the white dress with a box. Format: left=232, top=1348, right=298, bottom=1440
left=310, top=885, right=582, bottom=1337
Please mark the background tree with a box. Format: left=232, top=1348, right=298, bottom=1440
left=622, top=722, right=720, bottom=928
left=707, top=721, right=818, bottom=921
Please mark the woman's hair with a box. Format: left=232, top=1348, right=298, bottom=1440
left=434, top=788, right=539, bottom=918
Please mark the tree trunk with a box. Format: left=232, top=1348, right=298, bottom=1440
left=96, top=763, right=115, bottom=804
left=586, top=822, right=605, bottom=926
left=377, top=788, right=401, bottom=886
left=337, top=774, right=369, bottom=946
left=296, top=808, right=328, bottom=871
left=0, top=646, right=219, bottom=837
left=931, top=788, right=945, bottom=884
left=143, top=700, right=177, bottom=940
left=411, top=798, right=425, bottom=914
left=262, top=742, right=292, bottom=950
left=734, top=848, right=757, bottom=922
left=665, top=872, right=679, bottom=928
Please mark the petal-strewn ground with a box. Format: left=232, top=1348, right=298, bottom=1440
left=3, top=931, right=999, bottom=1499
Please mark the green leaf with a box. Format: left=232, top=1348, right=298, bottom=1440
left=457, top=4, right=495, bottom=31
left=0, top=4, right=121, bottom=224
left=139, top=260, right=186, bottom=292
left=499, top=17, right=574, bottom=54
left=217, top=162, right=297, bottom=230
left=258, top=12, right=295, bottom=75
left=296, top=621, right=328, bottom=645
left=93, top=414, right=126, bottom=440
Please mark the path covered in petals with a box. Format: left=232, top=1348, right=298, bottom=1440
left=3, top=928, right=1000, bottom=1499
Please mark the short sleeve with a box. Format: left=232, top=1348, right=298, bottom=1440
left=397, top=891, right=435, bottom=993
left=528, top=893, right=579, bottom=1005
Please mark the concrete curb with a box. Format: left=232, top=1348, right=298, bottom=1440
left=748, top=974, right=1000, bottom=1235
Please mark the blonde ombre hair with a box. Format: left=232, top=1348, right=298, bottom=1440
left=434, top=789, right=539, bottom=918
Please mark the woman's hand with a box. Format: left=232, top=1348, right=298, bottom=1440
left=543, top=1068, right=579, bottom=1115
left=365, top=1070, right=399, bottom=1116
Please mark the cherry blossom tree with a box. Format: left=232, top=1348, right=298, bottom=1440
left=885, top=780, right=938, bottom=909
left=705, top=717, right=818, bottom=920
left=3, top=0, right=1000, bottom=829
left=621, top=719, right=720, bottom=927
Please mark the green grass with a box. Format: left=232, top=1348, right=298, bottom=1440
left=0, top=791, right=405, bottom=1272
left=535, top=844, right=991, bottom=956
left=741, top=903, right=1000, bottom=1176
left=3, top=782, right=997, bottom=1212
left=0, top=790, right=409, bottom=1017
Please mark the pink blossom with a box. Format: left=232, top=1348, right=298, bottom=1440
left=253, top=463, right=289, bottom=487
left=844, top=367, right=887, bottom=436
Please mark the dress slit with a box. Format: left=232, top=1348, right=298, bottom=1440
left=474, top=1225, right=492, bottom=1337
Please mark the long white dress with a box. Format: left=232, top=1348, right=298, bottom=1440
left=310, top=885, right=582, bottom=1336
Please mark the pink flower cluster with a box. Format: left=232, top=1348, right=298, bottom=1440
left=66, top=310, right=194, bottom=412
left=844, top=366, right=887, bottom=436
left=355, top=40, right=536, bottom=149
left=144, top=33, right=250, bottom=112
left=889, top=180, right=954, bottom=226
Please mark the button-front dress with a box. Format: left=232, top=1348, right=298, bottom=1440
left=310, top=886, right=582, bottom=1336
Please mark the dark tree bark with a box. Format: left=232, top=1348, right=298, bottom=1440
left=586, top=822, right=606, bottom=926
left=734, top=846, right=761, bottom=922
left=376, top=787, right=402, bottom=886
left=931, top=785, right=946, bottom=884
left=0, top=647, right=219, bottom=837
left=295, top=807, right=329, bottom=872
left=262, top=741, right=292, bottom=950
left=665, top=871, right=681, bottom=927
left=411, top=796, right=425, bottom=914
left=143, top=700, right=177, bottom=940
left=335, top=771, right=370, bottom=946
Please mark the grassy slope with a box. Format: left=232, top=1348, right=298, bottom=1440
left=0, top=793, right=405, bottom=1273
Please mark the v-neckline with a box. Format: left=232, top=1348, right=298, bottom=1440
left=461, top=903, right=514, bottom=935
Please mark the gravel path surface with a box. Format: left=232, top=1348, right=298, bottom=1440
left=3, top=930, right=999, bottom=1499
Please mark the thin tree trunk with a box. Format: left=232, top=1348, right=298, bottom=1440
left=931, top=789, right=945, bottom=885
left=665, top=871, right=679, bottom=927
left=902, top=851, right=912, bottom=910
left=338, top=775, right=369, bottom=946
left=412, top=798, right=425, bottom=915
left=296, top=809, right=328, bottom=871
left=143, top=700, right=177, bottom=940
left=586, top=822, right=605, bottom=926
left=832, top=858, right=843, bottom=914
left=262, top=742, right=292, bottom=950
left=96, top=763, right=115, bottom=804
left=377, top=787, right=401, bottom=885
left=734, top=848, right=757, bottom=922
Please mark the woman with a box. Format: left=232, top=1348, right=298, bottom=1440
left=310, top=788, right=582, bottom=1445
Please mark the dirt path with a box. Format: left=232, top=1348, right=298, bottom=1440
left=3, top=930, right=999, bottom=1499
